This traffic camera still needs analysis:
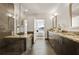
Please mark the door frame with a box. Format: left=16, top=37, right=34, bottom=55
left=34, top=19, right=45, bottom=41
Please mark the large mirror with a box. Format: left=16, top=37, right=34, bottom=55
left=72, top=4, right=79, bottom=28
left=0, top=3, right=14, bottom=37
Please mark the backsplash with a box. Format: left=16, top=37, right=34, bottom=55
left=63, top=27, right=79, bottom=32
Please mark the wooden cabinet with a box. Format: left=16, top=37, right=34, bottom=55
left=74, top=42, right=79, bottom=55
left=48, top=31, right=77, bottom=55
left=48, top=32, right=64, bottom=54
left=1, top=38, right=26, bottom=55
left=61, top=37, right=76, bottom=55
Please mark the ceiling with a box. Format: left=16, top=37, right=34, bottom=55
left=21, top=3, right=61, bottom=16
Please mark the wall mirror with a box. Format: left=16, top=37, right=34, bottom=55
left=0, top=3, right=14, bottom=37
left=72, top=3, right=79, bottom=28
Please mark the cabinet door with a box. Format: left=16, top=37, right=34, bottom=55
left=75, top=42, right=79, bottom=55
left=53, top=35, right=63, bottom=54
left=48, top=32, right=58, bottom=48
left=49, top=39, right=54, bottom=48
left=62, top=38, right=76, bottom=55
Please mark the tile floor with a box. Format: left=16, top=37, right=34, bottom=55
left=28, top=38, right=56, bottom=55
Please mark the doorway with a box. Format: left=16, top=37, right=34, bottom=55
left=34, top=19, right=45, bottom=42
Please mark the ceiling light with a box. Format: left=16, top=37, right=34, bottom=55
left=6, top=13, right=15, bottom=18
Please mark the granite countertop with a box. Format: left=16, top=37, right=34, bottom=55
left=49, top=30, right=79, bottom=43
left=57, top=32, right=79, bottom=43
left=4, top=33, right=33, bottom=39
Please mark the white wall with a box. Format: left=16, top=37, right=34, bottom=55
left=45, top=18, right=52, bottom=38
left=45, top=18, right=53, bottom=30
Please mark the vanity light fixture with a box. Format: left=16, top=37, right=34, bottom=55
left=6, top=13, right=13, bottom=17
left=6, top=13, right=15, bottom=18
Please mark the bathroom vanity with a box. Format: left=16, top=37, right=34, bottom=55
left=48, top=30, right=79, bottom=55
left=0, top=33, right=33, bottom=55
